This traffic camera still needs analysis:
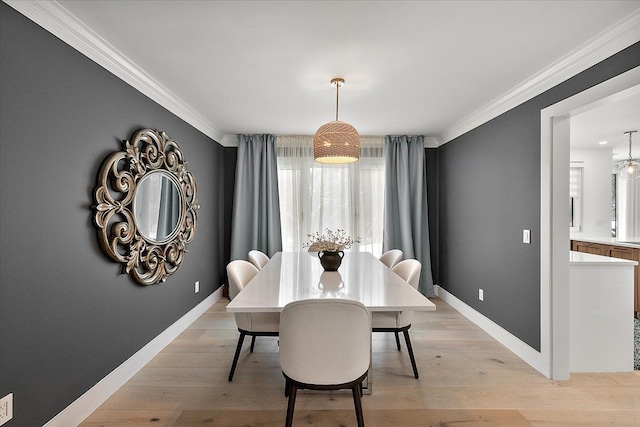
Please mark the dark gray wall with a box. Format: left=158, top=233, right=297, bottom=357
left=0, top=4, right=234, bottom=426
left=437, top=43, right=640, bottom=350
left=425, top=148, right=440, bottom=283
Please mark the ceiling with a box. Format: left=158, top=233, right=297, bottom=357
left=570, top=90, right=640, bottom=161
left=20, top=1, right=640, bottom=145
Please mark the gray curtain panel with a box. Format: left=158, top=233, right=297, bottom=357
left=383, top=135, right=434, bottom=296
left=230, top=134, right=283, bottom=261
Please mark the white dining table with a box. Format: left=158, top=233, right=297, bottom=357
left=226, top=251, right=436, bottom=393
left=226, top=251, right=436, bottom=313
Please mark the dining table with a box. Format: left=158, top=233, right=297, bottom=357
left=226, top=251, right=436, bottom=393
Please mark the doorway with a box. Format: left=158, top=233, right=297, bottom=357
left=541, top=66, right=640, bottom=379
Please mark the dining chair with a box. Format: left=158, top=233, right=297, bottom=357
left=372, top=259, right=422, bottom=379
left=226, top=260, right=280, bottom=381
left=307, top=243, right=322, bottom=252
left=379, top=249, right=403, bottom=269
left=227, top=259, right=258, bottom=301
left=248, top=249, right=270, bottom=270
left=279, top=299, right=370, bottom=427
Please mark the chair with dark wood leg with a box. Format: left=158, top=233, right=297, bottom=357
left=226, top=260, right=279, bottom=381
left=279, top=299, right=371, bottom=427
left=372, top=259, right=422, bottom=379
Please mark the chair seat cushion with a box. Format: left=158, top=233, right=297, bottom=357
left=372, top=311, right=399, bottom=328
left=235, top=312, right=280, bottom=332
left=372, top=311, right=413, bottom=329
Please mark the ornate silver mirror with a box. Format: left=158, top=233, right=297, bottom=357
left=93, top=129, right=198, bottom=285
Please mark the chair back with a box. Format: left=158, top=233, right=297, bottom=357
left=227, top=260, right=259, bottom=300
left=307, top=243, right=322, bottom=252
left=392, top=259, right=422, bottom=327
left=280, top=299, right=371, bottom=386
left=392, top=259, right=421, bottom=289
left=379, top=249, right=403, bottom=269
left=248, top=250, right=270, bottom=270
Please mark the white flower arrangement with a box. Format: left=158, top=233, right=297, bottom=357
left=303, top=228, right=362, bottom=252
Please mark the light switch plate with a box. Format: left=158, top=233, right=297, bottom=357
left=195, top=281, right=200, bottom=293
left=523, top=229, right=531, bottom=244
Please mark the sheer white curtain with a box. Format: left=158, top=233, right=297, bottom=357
left=276, top=136, right=385, bottom=255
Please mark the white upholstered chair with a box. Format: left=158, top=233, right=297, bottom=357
left=248, top=249, right=270, bottom=270
left=279, top=299, right=370, bottom=427
left=379, top=249, right=403, bottom=269
left=372, top=259, right=422, bottom=379
left=227, top=259, right=257, bottom=301
left=226, top=260, right=279, bottom=381
left=307, top=243, right=322, bottom=252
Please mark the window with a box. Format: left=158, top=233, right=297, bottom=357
left=569, top=165, right=583, bottom=232
left=611, top=173, right=616, bottom=237
left=276, top=136, right=385, bottom=255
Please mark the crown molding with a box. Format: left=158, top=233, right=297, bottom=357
left=439, top=9, right=640, bottom=145
left=423, top=136, right=440, bottom=148
left=219, top=134, right=239, bottom=147
left=4, top=0, right=225, bottom=144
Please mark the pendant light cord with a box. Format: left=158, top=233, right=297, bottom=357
left=330, top=77, right=344, bottom=122
left=335, top=81, right=340, bottom=122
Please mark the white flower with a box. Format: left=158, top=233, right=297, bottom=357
left=303, top=228, right=362, bottom=251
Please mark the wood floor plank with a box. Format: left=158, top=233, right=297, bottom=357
left=418, top=384, right=640, bottom=411
left=603, top=371, right=640, bottom=387
left=175, top=409, right=532, bottom=427
left=94, top=385, right=288, bottom=411
left=519, top=409, right=640, bottom=427
left=78, top=409, right=181, bottom=426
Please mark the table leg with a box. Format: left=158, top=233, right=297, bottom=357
left=362, top=333, right=372, bottom=395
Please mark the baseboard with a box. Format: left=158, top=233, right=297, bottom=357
left=44, top=287, right=223, bottom=427
left=434, top=285, right=547, bottom=377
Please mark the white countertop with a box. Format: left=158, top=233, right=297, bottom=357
left=570, top=237, right=640, bottom=249
left=570, top=251, right=638, bottom=266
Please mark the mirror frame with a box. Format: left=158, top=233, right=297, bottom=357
left=93, top=129, right=199, bottom=285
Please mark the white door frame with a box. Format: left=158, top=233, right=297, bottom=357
left=540, top=66, right=640, bottom=379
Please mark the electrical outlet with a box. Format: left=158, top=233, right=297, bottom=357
left=479, top=289, right=484, bottom=301
left=195, top=281, right=200, bottom=293
left=0, top=393, right=13, bottom=426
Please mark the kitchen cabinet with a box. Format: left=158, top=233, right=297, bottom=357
left=571, top=240, right=605, bottom=256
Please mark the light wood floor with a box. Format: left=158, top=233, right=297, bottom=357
left=80, top=297, right=640, bottom=426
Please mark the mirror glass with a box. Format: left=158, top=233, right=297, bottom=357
left=134, top=171, right=182, bottom=243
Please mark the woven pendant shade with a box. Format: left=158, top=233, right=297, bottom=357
left=314, top=120, right=361, bottom=164
left=314, top=78, right=360, bottom=164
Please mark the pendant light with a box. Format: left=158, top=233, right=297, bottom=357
left=618, top=130, right=639, bottom=180
left=313, top=77, right=360, bottom=164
